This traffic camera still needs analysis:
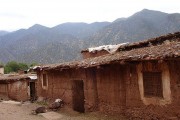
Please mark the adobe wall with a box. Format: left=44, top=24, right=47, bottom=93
left=37, top=69, right=98, bottom=110
left=37, top=64, right=143, bottom=113
left=125, top=64, right=143, bottom=107
left=96, top=65, right=126, bottom=113
left=0, top=84, right=8, bottom=100
left=86, top=61, right=179, bottom=112
left=81, top=50, right=109, bottom=59
left=84, top=68, right=99, bottom=111
left=37, top=60, right=180, bottom=114
left=8, top=80, right=29, bottom=101
left=95, top=64, right=142, bottom=113
left=136, top=60, right=180, bottom=106
left=137, top=61, right=172, bottom=105
left=126, top=61, right=180, bottom=119
left=168, top=60, right=180, bottom=106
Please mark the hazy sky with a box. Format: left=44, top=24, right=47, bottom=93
left=0, top=0, right=180, bottom=31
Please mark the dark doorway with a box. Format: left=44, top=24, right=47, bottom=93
left=30, top=82, right=36, bottom=101
left=72, top=80, right=85, bottom=113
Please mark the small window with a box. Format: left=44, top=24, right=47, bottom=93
left=143, top=72, right=163, bottom=98
left=43, top=74, right=47, bottom=87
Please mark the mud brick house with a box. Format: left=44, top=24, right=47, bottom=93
left=0, top=74, right=37, bottom=101
left=36, top=32, right=180, bottom=114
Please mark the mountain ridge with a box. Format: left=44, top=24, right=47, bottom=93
left=0, top=9, right=180, bottom=64
left=85, top=9, right=180, bottom=47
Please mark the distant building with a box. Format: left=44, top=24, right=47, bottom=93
left=0, top=74, right=37, bottom=101
left=35, top=32, right=180, bottom=118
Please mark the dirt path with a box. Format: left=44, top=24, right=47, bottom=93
left=0, top=101, right=127, bottom=120
left=0, top=101, right=45, bottom=120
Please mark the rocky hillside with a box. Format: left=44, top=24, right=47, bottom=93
left=0, top=9, right=180, bottom=64
left=85, top=9, right=180, bottom=47
left=0, top=22, right=110, bottom=64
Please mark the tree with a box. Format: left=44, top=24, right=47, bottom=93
left=29, top=62, right=38, bottom=67
left=19, top=63, right=28, bottom=71
left=0, top=62, right=4, bottom=67
left=4, top=61, right=29, bottom=74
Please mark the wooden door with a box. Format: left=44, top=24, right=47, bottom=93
left=72, top=80, right=85, bottom=113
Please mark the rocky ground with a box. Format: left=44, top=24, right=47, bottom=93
left=0, top=101, right=127, bottom=120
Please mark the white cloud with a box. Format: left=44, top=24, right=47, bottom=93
left=0, top=0, right=180, bottom=31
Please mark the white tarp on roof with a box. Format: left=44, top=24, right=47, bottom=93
left=27, top=66, right=41, bottom=72
left=28, top=75, right=37, bottom=80
left=32, top=66, right=41, bottom=70
left=88, top=42, right=128, bottom=54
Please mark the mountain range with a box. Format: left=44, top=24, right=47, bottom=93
left=0, top=9, right=180, bottom=64
left=0, top=31, right=9, bottom=37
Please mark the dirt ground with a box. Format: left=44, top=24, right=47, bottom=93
left=1, top=100, right=180, bottom=120
left=0, top=101, right=127, bottom=120
left=125, top=105, right=180, bottom=120
left=0, top=101, right=45, bottom=120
